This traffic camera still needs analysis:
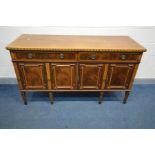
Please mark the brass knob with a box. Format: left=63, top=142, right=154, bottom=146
left=90, top=54, right=96, bottom=60
left=120, top=54, right=126, bottom=60
left=59, top=53, right=64, bottom=59
left=27, top=53, right=33, bottom=58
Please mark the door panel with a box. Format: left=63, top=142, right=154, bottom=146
left=106, top=64, right=134, bottom=89
left=79, top=64, right=103, bottom=89
left=51, top=64, right=76, bottom=89
left=18, top=63, right=47, bottom=89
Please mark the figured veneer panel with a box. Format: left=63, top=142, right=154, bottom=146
left=51, top=64, right=76, bottom=89
left=18, top=63, right=47, bottom=89
left=106, top=64, right=135, bottom=89
left=79, top=64, right=103, bottom=89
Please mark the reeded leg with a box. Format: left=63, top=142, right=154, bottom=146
left=49, top=92, right=54, bottom=104
left=21, top=92, right=27, bottom=105
left=123, top=91, right=130, bottom=104
left=99, top=92, right=104, bottom=104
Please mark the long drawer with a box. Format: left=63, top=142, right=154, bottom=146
left=79, top=52, right=142, bottom=62
left=12, top=51, right=77, bottom=61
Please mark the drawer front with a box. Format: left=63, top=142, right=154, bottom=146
left=13, top=52, right=76, bottom=61
left=79, top=52, right=141, bottom=62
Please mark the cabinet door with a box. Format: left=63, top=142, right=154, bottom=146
left=79, top=64, right=103, bottom=89
left=106, top=64, right=134, bottom=89
left=51, top=64, right=76, bottom=89
left=18, top=63, right=47, bottom=89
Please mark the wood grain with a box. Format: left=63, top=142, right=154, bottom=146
left=6, top=34, right=146, bottom=52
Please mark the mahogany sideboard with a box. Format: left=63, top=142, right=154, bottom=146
left=6, top=34, right=146, bottom=105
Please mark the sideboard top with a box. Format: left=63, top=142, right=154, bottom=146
left=6, top=34, right=146, bottom=52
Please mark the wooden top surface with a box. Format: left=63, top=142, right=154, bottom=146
left=6, top=34, right=146, bottom=52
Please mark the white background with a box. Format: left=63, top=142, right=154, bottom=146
left=0, top=0, right=155, bottom=155
left=1, top=130, right=155, bottom=155
left=0, top=26, right=155, bottom=79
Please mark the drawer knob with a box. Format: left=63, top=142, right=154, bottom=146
left=27, top=53, right=33, bottom=59
left=90, top=54, right=96, bottom=60
left=120, top=54, right=126, bottom=60
left=59, top=53, right=64, bottom=59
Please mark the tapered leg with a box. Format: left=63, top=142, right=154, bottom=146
left=21, top=92, right=27, bottom=105
left=123, top=91, right=130, bottom=104
left=99, top=92, right=104, bottom=104
left=49, top=92, right=54, bottom=104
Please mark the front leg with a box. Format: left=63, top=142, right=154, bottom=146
left=123, top=91, right=130, bottom=104
left=49, top=92, right=54, bottom=104
left=99, top=92, right=104, bottom=104
left=21, top=91, right=27, bottom=105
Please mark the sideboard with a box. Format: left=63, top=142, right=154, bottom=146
left=6, top=34, right=146, bottom=105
